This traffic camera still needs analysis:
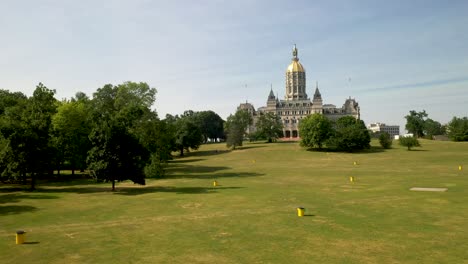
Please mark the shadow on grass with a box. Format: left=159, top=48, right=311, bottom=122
left=114, top=186, right=244, bottom=196
left=166, top=164, right=231, bottom=174
left=166, top=172, right=264, bottom=179
left=305, top=146, right=386, bottom=154
left=23, top=242, right=40, bottom=245
left=0, top=194, right=59, bottom=204
left=180, top=149, right=231, bottom=158
left=0, top=205, right=38, bottom=215
left=34, top=185, right=244, bottom=195
left=169, top=158, right=206, bottom=164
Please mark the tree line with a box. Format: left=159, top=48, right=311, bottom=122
left=405, top=110, right=468, bottom=141
left=0, top=82, right=224, bottom=190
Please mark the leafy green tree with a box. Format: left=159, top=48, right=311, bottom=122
left=256, top=112, right=283, bottom=143
left=327, top=116, right=370, bottom=152
left=378, top=132, right=393, bottom=149
left=52, top=99, right=91, bottom=175
left=446, top=116, right=468, bottom=141
left=193, top=110, right=225, bottom=143
left=399, top=136, right=421, bottom=150
left=173, top=117, right=203, bottom=156
left=87, top=82, right=157, bottom=190
left=0, top=90, right=29, bottom=182
left=405, top=110, right=428, bottom=138
left=1, top=83, right=58, bottom=190
left=424, top=118, right=444, bottom=138
left=225, top=109, right=252, bottom=149
left=299, top=113, right=333, bottom=149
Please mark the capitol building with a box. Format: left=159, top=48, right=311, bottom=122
left=238, top=45, right=360, bottom=138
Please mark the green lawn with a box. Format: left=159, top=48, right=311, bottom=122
left=1, top=140, right=467, bottom=263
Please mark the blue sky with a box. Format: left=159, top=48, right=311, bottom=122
left=1, top=0, right=467, bottom=130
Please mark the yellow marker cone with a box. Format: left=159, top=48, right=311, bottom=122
left=297, top=207, right=305, bottom=217
left=459, top=165, right=462, bottom=171
left=213, top=181, right=218, bottom=187
left=350, top=176, right=354, bottom=182
left=353, top=161, right=357, bottom=165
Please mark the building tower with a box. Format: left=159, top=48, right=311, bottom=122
left=285, top=44, right=307, bottom=100
left=312, top=81, right=323, bottom=113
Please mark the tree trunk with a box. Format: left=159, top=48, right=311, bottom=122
left=112, top=179, right=115, bottom=191
left=72, top=169, right=75, bottom=176
left=180, top=147, right=184, bottom=156
left=30, top=173, right=36, bottom=191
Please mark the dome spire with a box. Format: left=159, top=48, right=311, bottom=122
left=292, top=44, right=298, bottom=61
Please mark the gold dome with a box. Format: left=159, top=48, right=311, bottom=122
left=286, top=60, right=305, bottom=73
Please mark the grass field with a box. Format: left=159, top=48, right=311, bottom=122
left=1, top=139, right=467, bottom=263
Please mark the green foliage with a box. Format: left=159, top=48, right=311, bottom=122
left=173, top=117, right=203, bottom=156
left=191, top=110, right=224, bottom=143
left=405, top=110, right=428, bottom=138
left=87, top=82, right=159, bottom=190
left=327, top=116, right=371, bottom=152
left=299, top=113, right=333, bottom=149
left=378, top=132, right=393, bottom=149
left=0, top=83, right=58, bottom=189
left=447, top=116, right=468, bottom=141
left=424, top=118, right=444, bottom=138
left=52, top=100, right=91, bottom=174
left=399, top=136, right=421, bottom=150
left=225, top=109, right=252, bottom=149
left=256, top=112, right=283, bottom=143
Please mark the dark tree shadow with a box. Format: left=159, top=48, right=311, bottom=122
left=305, top=146, right=386, bottom=154
left=0, top=194, right=59, bottom=204
left=180, top=149, right=231, bottom=158
left=166, top=171, right=264, bottom=180
left=114, top=186, right=244, bottom=196
left=23, top=242, right=40, bottom=244
left=166, top=164, right=231, bottom=174
left=34, top=185, right=243, bottom=195
left=0, top=205, right=38, bottom=215
left=169, top=158, right=206, bottom=164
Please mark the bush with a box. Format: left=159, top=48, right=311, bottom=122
left=399, top=136, right=421, bottom=150
left=378, top=132, right=393, bottom=149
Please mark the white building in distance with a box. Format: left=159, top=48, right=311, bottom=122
left=368, top=123, right=400, bottom=137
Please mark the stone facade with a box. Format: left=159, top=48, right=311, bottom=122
left=238, top=45, right=360, bottom=139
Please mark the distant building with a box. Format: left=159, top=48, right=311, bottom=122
left=238, top=45, right=360, bottom=138
left=368, top=123, right=400, bottom=137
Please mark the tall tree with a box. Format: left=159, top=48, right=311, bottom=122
left=299, top=113, right=333, bottom=149
left=193, top=110, right=225, bottom=143
left=424, top=118, right=444, bottom=138
left=225, top=109, right=252, bottom=149
left=447, top=116, right=468, bottom=141
left=87, top=82, right=157, bottom=190
left=52, top=99, right=91, bottom=175
left=255, top=112, right=283, bottom=143
left=405, top=110, right=428, bottom=138
left=327, top=116, right=370, bottom=152
left=0, top=83, right=58, bottom=189
left=172, top=117, right=203, bottom=156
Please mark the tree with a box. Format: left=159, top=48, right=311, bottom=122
left=328, top=116, right=371, bottom=152
left=424, top=118, right=444, bottom=138
left=405, top=110, right=428, bottom=138
left=225, top=109, right=252, bottom=149
left=52, top=99, right=91, bottom=175
left=446, top=116, right=468, bottom=141
left=256, top=112, right=283, bottom=143
left=172, top=117, right=203, bottom=156
left=193, top=110, right=225, bottom=143
left=299, top=113, right=333, bottom=149
left=0, top=83, right=58, bottom=190
left=87, top=82, right=158, bottom=190
left=399, top=136, right=421, bottom=150
left=379, top=132, right=393, bottom=149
